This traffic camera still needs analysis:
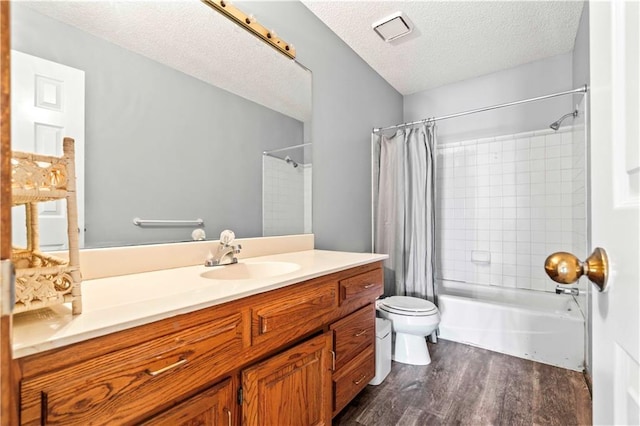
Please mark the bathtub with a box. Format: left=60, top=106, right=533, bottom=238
left=437, top=280, right=584, bottom=371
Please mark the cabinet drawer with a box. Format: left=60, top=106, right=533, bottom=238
left=252, top=279, right=337, bottom=346
left=333, top=345, right=375, bottom=416
left=339, top=268, right=383, bottom=307
left=330, top=304, right=375, bottom=371
left=20, top=312, right=244, bottom=425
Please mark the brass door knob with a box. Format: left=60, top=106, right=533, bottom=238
left=544, top=247, right=609, bottom=292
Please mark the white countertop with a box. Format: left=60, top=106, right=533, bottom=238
left=12, top=250, right=387, bottom=358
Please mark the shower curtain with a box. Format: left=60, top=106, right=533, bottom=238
left=373, top=123, right=437, bottom=302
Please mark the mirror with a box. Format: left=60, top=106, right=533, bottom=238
left=10, top=1, right=312, bottom=250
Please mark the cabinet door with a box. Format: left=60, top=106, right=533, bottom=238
left=142, top=378, right=234, bottom=426
left=242, top=334, right=332, bottom=426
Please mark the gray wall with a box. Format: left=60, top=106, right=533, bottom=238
left=403, top=53, right=574, bottom=144
left=572, top=1, right=592, bottom=378
left=243, top=2, right=404, bottom=252
left=12, top=4, right=303, bottom=247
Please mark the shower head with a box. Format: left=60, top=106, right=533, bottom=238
left=550, top=110, right=578, bottom=131
left=284, top=155, right=299, bottom=168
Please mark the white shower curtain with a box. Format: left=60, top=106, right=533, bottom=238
left=373, top=123, right=437, bottom=302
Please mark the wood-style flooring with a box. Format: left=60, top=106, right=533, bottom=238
left=334, top=339, right=592, bottom=426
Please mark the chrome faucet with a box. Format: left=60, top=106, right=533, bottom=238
left=555, top=285, right=579, bottom=296
left=205, top=230, right=242, bottom=267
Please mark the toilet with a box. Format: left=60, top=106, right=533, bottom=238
left=376, top=296, right=441, bottom=365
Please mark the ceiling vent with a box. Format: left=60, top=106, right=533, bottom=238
left=372, top=12, right=413, bottom=42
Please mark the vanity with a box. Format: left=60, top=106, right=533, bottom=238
left=6, top=3, right=380, bottom=424
left=12, top=243, right=386, bottom=425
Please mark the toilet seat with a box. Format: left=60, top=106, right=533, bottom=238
left=378, top=296, right=438, bottom=316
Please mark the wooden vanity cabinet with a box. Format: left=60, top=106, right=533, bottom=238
left=241, top=333, right=332, bottom=426
left=329, top=304, right=377, bottom=416
left=16, top=261, right=383, bottom=425
left=142, top=378, right=235, bottom=426
left=19, top=312, right=244, bottom=425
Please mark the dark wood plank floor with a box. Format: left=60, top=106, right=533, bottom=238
left=334, top=340, right=592, bottom=426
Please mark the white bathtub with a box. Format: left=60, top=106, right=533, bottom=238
left=437, top=280, right=585, bottom=371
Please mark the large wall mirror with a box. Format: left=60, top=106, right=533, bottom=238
left=10, top=1, right=312, bottom=250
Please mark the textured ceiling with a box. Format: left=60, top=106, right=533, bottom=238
left=20, top=1, right=311, bottom=122
left=302, top=1, right=584, bottom=95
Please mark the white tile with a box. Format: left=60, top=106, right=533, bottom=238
left=516, top=276, right=531, bottom=290
left=503, top=207, right=517, bottom=219
left=531, top=242, right=547, bottom=255
left=502, top=162, right=516, bottom=174
left=516, top=172, right=530, bottom=185
left=531, top=219, right=546, bottom=231
left=517, top=262, right=531, bottom=274
left=531, top=183, right=546, bottom=195
left=516, top=219, right=530, bottom=231
left=503, top=241, right=517, bottom=253
left=515, top=138, right=530, bottom=150
left=530, top=135, right=545, bottom=149
left=503, top=252, right=517, bottom=265
left=516, top=184, right=530, bottom=195
left=502, top=150, right=516, bottom=162
left=530, top=147, right=546, bottom=160
left=546, top=145, right=562, bottom=158
left=517, top=242, right=531, bottom=254
left=530, top=171, right=545, bottom=184
left=503, top=185, right=516, bottom=196
left=503, top=264, right=517, bottom=276
left=502, top=173, right=516, bottom=185
left=503, top=197, right=517, bottom=208
left=530, top=159, right=546, bottom=172
left=546, top=158, right=562, bottom=170
left=503, top=219, right=516, bottom=231
left=491, top=274, right=504, bottom=286
left=545, top=133, right=563, bottom=147
left=503, top=230, right=517, bottom=241
left=530, top=278, right=547, bottom=291
left=489, top=197, right=503, bottom=208
left=546, top=170, right=562, bottom=183
left=502, top=275, right=517, bottom=288
left=490, top=175, right=503, bottom=186
left=477, top=154, right=490, bottom=165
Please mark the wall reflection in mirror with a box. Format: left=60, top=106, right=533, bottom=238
left=10, top=1, right=312, bottom=250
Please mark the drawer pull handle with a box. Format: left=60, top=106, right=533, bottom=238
left=353, top=374, right=367, bottom=385
left=363, top=283, right=376, bottom=289
left=331, top=350, right=336, bottom=371
left=354, top=329, right=368, bottom=337
left=224, top=407, right=232, bottom=426
left=145, top=358, right=187, bottom=376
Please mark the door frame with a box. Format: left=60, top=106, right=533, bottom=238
left=1, top=3, right=18, bottom=424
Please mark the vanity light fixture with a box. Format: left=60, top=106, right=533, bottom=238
left=372, top=11, right=413, bottom=42
left=201, top=0, right=296, bottom=59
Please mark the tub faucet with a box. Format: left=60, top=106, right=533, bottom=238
left=555, top=285, right=579, bottom=296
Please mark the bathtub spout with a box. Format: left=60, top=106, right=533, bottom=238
left=555, top=285, right=579, bottom=296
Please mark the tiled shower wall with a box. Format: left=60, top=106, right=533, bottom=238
left=436, top=127, right=584, bottom=293
left=263, top=155, right=311, bottom=236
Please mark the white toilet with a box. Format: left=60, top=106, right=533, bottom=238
left=376, top=296, right=441, bottom=366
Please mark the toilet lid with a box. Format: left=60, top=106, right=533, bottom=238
left=378, top=296, right=438, bottom=315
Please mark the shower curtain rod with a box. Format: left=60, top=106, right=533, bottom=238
left=263, top=142, right=311, bottom=155
left=372, top=85, right=588, bottom=133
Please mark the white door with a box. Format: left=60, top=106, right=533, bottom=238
left=11, top=50, right=85, bottom=250
left=590, top=2, right=640, bottom=424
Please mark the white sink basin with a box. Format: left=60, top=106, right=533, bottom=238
left=200, top=261, right=301, bottom=280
